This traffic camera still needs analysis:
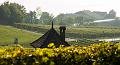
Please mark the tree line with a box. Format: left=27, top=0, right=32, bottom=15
left=0, top=1, right=54, bottom=25
left=0, top=1, right=117, bottom=25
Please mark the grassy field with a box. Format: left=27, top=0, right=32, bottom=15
left=14, top=23, right=120, bottom=39
left=1, top=23, right=120, bottom=47
left=0, top=24, right=104, bottom=47
left=0, top=25, right=42, bottom=47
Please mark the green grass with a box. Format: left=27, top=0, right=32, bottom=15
left=1, top=23, right=120, bottom=47
left=15, top=23, right=120, bottom=39
left=0, top=25, right=42, bottom=47
left=17, top=23, right=120, bottom=33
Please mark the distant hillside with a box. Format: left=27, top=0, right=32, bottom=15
left=55, top=10, right=116, bottom=25
left=75, top=10, right=107, bottom=20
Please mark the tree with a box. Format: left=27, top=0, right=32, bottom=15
left=40, top=12, right=53, bottom=24
left=0, top=2, right=11, bottom=24
left=26, top=11, right=37, bottom=23
left=106, top=9, right=116, bottom=19
left=63, top=17, right=74, bottom=25
left=0, top=1, right=27, bottom=25
left=74, top=16, right=84, bottom=25
left=9, top=2, right=26, bottom=23
left=36, top=7, right=42, bottom=19
left=54, top=14, right=64, bottom=24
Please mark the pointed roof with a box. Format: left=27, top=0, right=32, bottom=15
left=52, top=20, right=53, bottom=29
left=31, top=21, right=70, bottom=48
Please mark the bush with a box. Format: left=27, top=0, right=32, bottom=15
left=0, top=42, right=120, bottom=65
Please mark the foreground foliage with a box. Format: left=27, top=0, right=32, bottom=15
left=0, top=42, right=120, bottom=65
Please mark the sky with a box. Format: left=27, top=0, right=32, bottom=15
left=0, top=0, right=120, bottom=17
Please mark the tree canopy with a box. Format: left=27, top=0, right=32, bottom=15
left=0, top=1, right=26, bottom=25
left=40, top=12, right=53, bottom=24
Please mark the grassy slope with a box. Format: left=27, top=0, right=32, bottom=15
left=0, top=25, right=42, bottom=47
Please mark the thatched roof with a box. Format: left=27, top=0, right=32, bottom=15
left=31, top=23, right=70, bottom=48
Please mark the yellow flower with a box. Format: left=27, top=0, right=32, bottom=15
left=48, top=43, right=55, bottom=48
